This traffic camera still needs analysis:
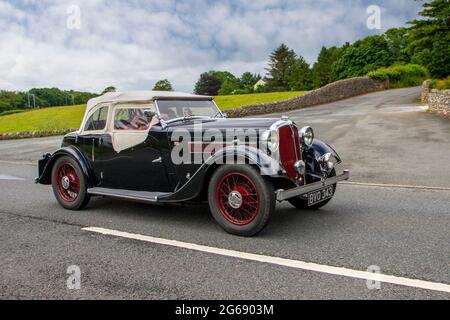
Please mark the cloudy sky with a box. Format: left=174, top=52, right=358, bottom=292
left=0, top=0, right=423, bottom=93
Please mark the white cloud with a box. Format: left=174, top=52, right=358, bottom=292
left=0, top=0, right=421, bottom=93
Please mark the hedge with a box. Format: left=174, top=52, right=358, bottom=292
left=367, top=64, right=429, bottom=88
left=430, top=76, right=450, bottom=90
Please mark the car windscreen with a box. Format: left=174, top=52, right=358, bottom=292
left=156, top=100, right=219, bottom=121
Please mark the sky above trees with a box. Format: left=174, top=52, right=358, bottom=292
left=0, top=0, right=423, bottom=93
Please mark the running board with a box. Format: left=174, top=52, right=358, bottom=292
left=88, top=187, right=170, bottom=203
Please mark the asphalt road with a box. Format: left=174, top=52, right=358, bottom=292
left=0, top=87, right=449, bottom=300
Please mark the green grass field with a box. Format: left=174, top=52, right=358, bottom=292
left=214, top=91, right=306, bottom=109
left=0, top=91, right=306, bottom=134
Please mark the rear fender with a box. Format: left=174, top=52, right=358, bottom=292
left=36, top=146, right=95, bottom=186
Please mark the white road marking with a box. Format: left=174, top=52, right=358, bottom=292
left=83, top=227, right=450, bottom=294
left=0, top=160, right=35, bottom=166
left=342, top=181, right=450, bottom=191
left=0, top=174, right=25, bottom=181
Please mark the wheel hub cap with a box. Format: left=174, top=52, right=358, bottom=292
left=61, top=176, right=70, bottom=190
left=228, top=191, right=243, bottom=209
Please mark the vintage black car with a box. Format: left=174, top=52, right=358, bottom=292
left=36, top=91, right=349, bottom=236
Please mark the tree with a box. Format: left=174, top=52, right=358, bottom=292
left=407, top=0, right=450, bottom=78
left=0, top=91, right=26, bottom=113
left=311, top=46, right=342, bottom=88
left=288, top=56, right=312, bottom=90
left=153, top=79, right=173, bottom=91
left=194, top=71, right=241, bottom=95
left=384, top=27, right=411, bottom=63
left=28, top=88, right=67, bottom=107
left=66, top=90, right=98, bottom=105
left=209, top=71, right=237, bottom=85
left=209, top=71, right=240, bottom=95
left=239, top=72, right=261, bottom=90
left=101, top=86, right=116, bottom=94
left=265, top=44, right=298, bottom=91
left=194, top=72, right=222, bottom=96
left=218, top=80, right=239, bottom=95
left=333, top=35, right=394, bottom=80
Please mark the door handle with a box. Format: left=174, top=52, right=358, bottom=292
left=152, top=157, right=162, bottom=163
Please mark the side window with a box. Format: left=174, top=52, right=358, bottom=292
left=114, top=107, right=155, bottom=131
left=84, top=106, right=108, bottom=132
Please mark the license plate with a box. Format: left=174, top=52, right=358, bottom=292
left=307, top=186, right=334, bottom=206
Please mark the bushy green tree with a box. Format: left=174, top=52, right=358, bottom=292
left=194, top=72, right=222, bottom=96
left=0, top=91, right=26, bottom=113
left=218, top=80, right=238, bottom=95
left=153, top=79, right=173, bottom=91
left=213, top=71, right=239, bottom=95
left=333, top=35, right=394, bottom=80
left=193, top=71, right=241, bottom=95
left=407, top=0, right=450, bottom=78
left=209, top=71, right=237, bottom=85
left=28, top=88, right=68, bottom=107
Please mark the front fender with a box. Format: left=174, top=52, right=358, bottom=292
left=159, top=145, right=280, bottom=202
left=36, top=146, right=95, bottom=186
left=204, top=145, right=280, bottom=176
left=310, top=139, right=342, bottom=163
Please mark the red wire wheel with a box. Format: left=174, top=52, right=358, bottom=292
left=216, top=172, right=260, bottom=225
left=55, top=162, right=80, bottom=203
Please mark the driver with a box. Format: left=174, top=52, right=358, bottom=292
left=159, top=107, right=177, bottom=121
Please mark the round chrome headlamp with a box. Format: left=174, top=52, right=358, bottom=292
left=262, top=129, right=279, bottom=153
left=300, top=126, right=314, bottom=148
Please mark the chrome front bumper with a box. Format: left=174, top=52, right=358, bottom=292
left=276, top=170, right=350, bottom=201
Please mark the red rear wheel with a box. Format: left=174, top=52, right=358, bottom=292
left=55, top=163, right=80, bottom=202
left=51, top=156, right=90, bottom=210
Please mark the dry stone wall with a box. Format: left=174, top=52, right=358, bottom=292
left=225, top=77, right=389, bottom=117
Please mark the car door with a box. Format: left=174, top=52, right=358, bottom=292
left=77, top=103, right=110, bottom=183
left=95, top=103, right=172, bottom=192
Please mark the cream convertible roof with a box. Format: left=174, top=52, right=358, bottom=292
left=86, top=91, right=213, bottom=115
left=78, top=91, right=214, bottom=133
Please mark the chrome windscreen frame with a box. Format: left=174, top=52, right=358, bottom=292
left=154, top=99, right=224, bottom=129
